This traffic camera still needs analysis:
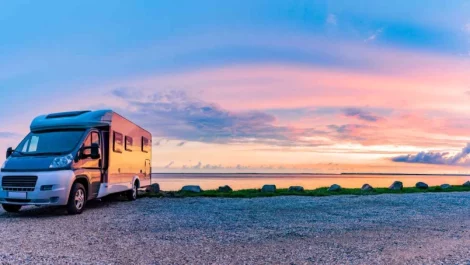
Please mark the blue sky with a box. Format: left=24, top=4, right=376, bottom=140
left=1, top=0, right=470, bottom=172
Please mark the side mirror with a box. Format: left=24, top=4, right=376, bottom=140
left=81, top=143, right=101, bottom=160
left=90, top=143, right=100, bottom=159
left=6, top=147, right=13, bottom=159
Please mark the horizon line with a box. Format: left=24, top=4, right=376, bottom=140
left=151, top=172, right=470, bottom=176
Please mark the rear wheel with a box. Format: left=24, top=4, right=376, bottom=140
left=127, top=182, right=138, bottom=201
left=2, top=204, right=22, bottom=213
left=67, top=183, right=86, bottom=215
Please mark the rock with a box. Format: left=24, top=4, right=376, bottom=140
left=389, top=181, right=403, bottom=190
left=261, top=185, right=276, bottom=193
left=415, top=182, right=428, bottom=189
left=463, top=181, right=470, bottom=187
left=288, top=186, right=304, bottom=192
left=440, top=184, right=452, bottom=189
left=218, top=185, right=233, bottom=192
left=146, top=183, right=160, bottom=193
left=361, top=184, right=374, bottom=191
left=328, top=184, right=341, bottom=192
left=181, top=185, right=202, bottom=193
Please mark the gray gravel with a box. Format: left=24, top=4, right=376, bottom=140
left=2, top=192, right=470, bottom=264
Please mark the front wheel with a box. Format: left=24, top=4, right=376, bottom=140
left=67, top=183, right=86, bottom=215
left=2, top=204, right=22, bottom=213
left=127, top=182, right=138, bottom=201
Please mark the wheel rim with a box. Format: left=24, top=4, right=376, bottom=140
left=133, top=184, right=137, bottom=199
left=75, top=189, right=85, bottom=210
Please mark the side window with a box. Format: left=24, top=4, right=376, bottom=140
left=81, top=132, right=100, bottom=168
left=142, top=137, right=150, bottom=153
left=91, top=132, right=100, bottom=146
left=113, top=131, right=123, bottom=153
left=125, top=136, right=133, bottom=151
left=82, top=134, right=92, bottom=156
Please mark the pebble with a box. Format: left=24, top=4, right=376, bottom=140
left=1, top=192, right=470, bottom=264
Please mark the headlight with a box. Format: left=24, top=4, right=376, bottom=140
left=49, top=154, right=74, bottom=169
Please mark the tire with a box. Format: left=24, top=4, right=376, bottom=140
left=2, top=204, right=22, bottom=213
left=127, top=182, right=138, bottom=201
left=67, top=182, right=86, bottom=215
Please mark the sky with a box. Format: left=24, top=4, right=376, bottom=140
left=1, top=0, right=470, bottom=173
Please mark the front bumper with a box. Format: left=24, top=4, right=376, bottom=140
left=0, top=170, right=75, bottom=206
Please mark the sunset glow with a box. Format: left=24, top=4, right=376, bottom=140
left=1, top=0, right=470, bottom=173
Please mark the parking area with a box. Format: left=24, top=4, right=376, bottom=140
left=1, top=193, right=470, bottom=264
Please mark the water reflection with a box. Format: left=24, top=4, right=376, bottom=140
left=152, top=174, right=470, bottom=191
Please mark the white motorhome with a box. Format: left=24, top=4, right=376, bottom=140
left=0, top=110, right=152, bottom=214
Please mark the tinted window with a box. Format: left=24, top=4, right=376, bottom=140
left=91, top=132, right=100, bottom=145
left=80, top=131, right=100, bottom=168
left=142, top=137, right=150, bottom=153
left=113, top=132, right=123, bottom=153
left=15, top=130, right=85, bottom=155
left=125, top=136, right=133, bottom=151
left=82, top=134, right=92, bottom=156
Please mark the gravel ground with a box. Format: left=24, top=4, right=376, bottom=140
left=1, top=192, right=470, bottom=265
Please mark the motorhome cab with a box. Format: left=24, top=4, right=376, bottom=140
left=0, top=110, right=152, bottom=214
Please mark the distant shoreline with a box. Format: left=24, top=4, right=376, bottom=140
left=341, top=173, right=470, bottom=176
left=152, top=172, right=470, bottom=177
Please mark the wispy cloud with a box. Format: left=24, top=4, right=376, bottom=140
left=392, top=143, right=470, bottom=166
left=203, top=163, right=224, bottom=169
left=192, top=162, right=202, bottom=169
left=0, top=132, right=20, bottom=139
left=364, top=28, right=384, bottom=42
left=342, top=108, right=383, bottom=122
left=111, top=88, right=327, bottom=146
left=328, top=124, right=369, bottom=134
left=327, top=124, right=371, bottom=142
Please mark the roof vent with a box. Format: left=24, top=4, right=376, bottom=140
left=46, top=110, right=91, bottom=119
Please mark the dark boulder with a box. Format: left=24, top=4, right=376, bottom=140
left=328, top=184, right=341, bottom=192
left=415, top=182, right=428, bottom=189
left=288, top=186, right=304, bottom=192
left=181, top=185, right=202, bottom=193
left=440, top=184, right=452, bottom=189
left=361, top=184, right=374, bottom=191
left=261, top=185, right=276, bottom=193
left=218, top=185, right=233, bottom=192
left=146, top=183, right=161, bottom=193
left=389, top=181, right=403, bottom=190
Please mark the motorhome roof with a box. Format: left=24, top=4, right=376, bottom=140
left=30, top=109, right=114, bottom=132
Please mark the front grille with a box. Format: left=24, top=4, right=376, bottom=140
left=5, top=199, right=31, bottom=203
left=1, top=176, right=38, bottom=191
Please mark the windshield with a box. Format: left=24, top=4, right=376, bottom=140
left=14, top=130, right=85, bottom=156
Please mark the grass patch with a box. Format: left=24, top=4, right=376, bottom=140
left=144, top=185, right=470, bottom=199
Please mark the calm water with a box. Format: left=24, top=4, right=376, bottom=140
left=151, top=173, right=470, bottom=191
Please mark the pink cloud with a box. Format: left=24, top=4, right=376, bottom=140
left=91, top=37, right=470, bottom=169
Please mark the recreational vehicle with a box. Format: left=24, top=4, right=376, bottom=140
left=0, top=110, right=152, bottom=214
